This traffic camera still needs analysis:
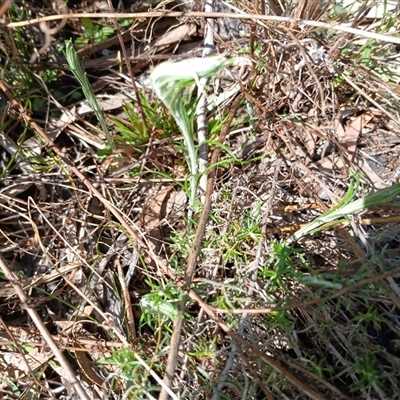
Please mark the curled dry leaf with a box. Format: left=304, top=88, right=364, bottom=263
left=141, top=185, right=186, bottom=254
left=153, top=23, right=197, bottom=49
left=336, top=111, right=374, bottom=161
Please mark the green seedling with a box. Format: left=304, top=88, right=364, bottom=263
left=64, top=39, right=116, bottom=150
left=289, top=180, right=400, bottom=243
left=150, top=56, right=234, bottom=223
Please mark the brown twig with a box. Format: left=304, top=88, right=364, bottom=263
left=250, top=0, right=260, bottom=59
left=116, top=258, right=137, bottom=341
left=7, top=11, right=400, bottom=45
left=0, top=0, right=12, bottom=18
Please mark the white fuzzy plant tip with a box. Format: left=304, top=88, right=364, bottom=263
left=150, top=56, right=235, bottom=95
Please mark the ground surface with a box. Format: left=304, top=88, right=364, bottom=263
left=1, top=0, right=400, bottom=399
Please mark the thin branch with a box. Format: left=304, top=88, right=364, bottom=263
left=8, top=11, right=400, bottom=46
left=0, top=256, right=91, bottom=400
left=197, top=0, right=216, bottom=194
left=0, top=0, right=12, bottom=18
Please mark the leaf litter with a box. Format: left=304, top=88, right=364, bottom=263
left=1, top=0, right=400, bottom=399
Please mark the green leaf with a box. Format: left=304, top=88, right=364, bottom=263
left=289, top=183, right=400, bottom=243
left=81, top=17, right=93, bottom=31
left=150, top=56, right=234, bottom=219
left=63, top=39, right=116, bottom=150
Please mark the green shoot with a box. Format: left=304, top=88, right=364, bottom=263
left=289, top=182, right=400, bottom=243
left=63, top=39, right=116, bottom=150
left=150, top=56, right=234, bottom=221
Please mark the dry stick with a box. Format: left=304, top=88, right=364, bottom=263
left=250, top=0, right=260, bottom=58
left=0, top=257, right=91, bottom=400
left=116, top=257, right=137, bottom=341
left=196, top=0, right=216, bottom=195
left=186, top=93, right=241, bottom=286
left=8, top=11, right=400, bottom=45
left=159, top=95, right=243, bottom=400
left=0, top=0, right=12, bottom=18
left=105, top=0, right=148, bottom=130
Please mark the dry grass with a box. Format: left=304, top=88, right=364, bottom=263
left=1, top=0, right=400, bottom=399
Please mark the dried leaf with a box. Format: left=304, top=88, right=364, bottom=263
left=344, top=112, right=374, bottom=160
left=154, top=23, right=197, bottom=48
left=77, top=93, right=131, bottom=115
left=141, top=186, right=186, bottom=253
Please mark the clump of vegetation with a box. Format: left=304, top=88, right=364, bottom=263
left=1, top=0, right=400, bottom=399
